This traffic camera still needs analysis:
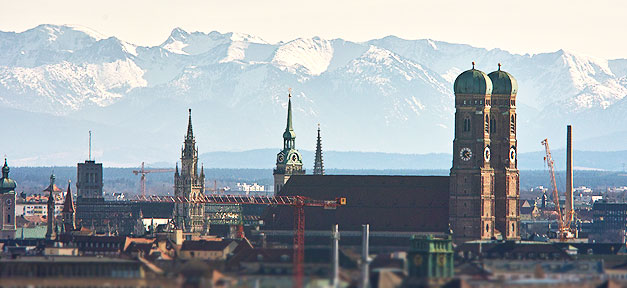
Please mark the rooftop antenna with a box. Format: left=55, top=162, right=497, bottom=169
left=288, top=88, right=292, bottom=97
left=89, top=130, right=92, bottom=161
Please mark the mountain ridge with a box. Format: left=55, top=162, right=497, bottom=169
left=1, top=25, right=626, bottom=167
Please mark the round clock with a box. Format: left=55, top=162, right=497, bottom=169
left=6, top=199, right=12, bottom=206
left=484, top=146, right=491, bottom=162
left=277, top=154, right=284, bottom=163
left=459, top=147, right=472, bottom=161
left=291, top=154, right=297, bottom=161
left=509, top=147, right=516, bottom=162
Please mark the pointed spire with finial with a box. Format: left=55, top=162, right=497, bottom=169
left=282, top=90, right=296, bottom=149
left=472, top=61, right=475, bottom=69
left=63, top=180, right=75, bottom=213
left=186, top=108, right=194, bottom=140
left=175, top=162, right=179, bottom=176
left=200, top=163, right=205, bottom=177
left=314, top=124, right=324, bottom=175
left=498, top=63, right=501, bottom=71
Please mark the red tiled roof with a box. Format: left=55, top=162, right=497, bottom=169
left=264, top=175, right=450, bottom=232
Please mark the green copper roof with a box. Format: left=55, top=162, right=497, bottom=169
left=0, top=159, right=17, bottom=192
left=454, top=64, right=493, bottom=95
left=283, top=96, right=296, bottom=140
left=488, top=65, right=518, bottom=95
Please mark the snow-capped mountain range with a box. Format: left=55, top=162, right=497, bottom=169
left=1, top=24, right=626, bottom=167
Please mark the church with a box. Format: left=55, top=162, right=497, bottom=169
left=264, top=63, right=520, bottom=244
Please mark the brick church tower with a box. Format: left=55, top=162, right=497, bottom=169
left=488, top=64, right=520, bottom=240
left=449, top=63, right=520, bottom=243
left=449, top=63, right=495, bottom=243
left=174, top=109, right=206, bottom=234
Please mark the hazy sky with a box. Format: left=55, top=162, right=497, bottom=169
left=1, top=0, right=625, bottom=59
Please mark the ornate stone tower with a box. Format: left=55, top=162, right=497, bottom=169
left=45, top=174, right=57, bottom=240
left=313, top=124, right=325, bottom=175
left=62, top=180, right=76, bottom=233
left=174, top=109, right=206, bottom=233
left=0, top=159, right=16, bottom=239
left=449, top=63, right=495, bottom=243
left=488, top=64, right=520, bottom=240
left=274, top=93, right=305, bottom=193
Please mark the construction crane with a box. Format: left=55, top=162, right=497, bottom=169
left=135, top=194, right=346, bottom=288
left=541, top=139, right=574, bottom=241
left=132, top=162, right=175, bottom=198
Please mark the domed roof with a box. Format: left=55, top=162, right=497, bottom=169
left=488, top=64, right=518, bottom=95
left=0, top=159, right=16, bottom=192
left=454, top=63, right=493, bottom=95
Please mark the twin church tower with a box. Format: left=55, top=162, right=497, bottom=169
left=449, top=63, right=520, bottom=242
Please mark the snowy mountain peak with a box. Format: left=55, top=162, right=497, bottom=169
left=271, top=37, right=334, bottom=76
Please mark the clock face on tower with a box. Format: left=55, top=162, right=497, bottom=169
left=291, top=154, right=298, bottom=161
left=484, top=146, right=491, bottom=162
left=6, top=199, right=12, bottom=206
left=510, top=147, right=516, bottom=162
left=277, top=154, right=284, bottom=163
left=459, top=147, right=472, bottom=161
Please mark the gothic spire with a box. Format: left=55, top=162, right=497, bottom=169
left=314, top=124, right=325, bottom=175
left=186, top=108, right=194, bottom=140
left=282, top=92, right=296, bottom=149
left=62, top=180, right=74, bottom=213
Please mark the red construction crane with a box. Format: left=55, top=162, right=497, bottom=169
left=132, top=162, right=175, bottom=198
left=136, top=194, right=346, bottom=288
left=541, top=139, right=574, bottom=241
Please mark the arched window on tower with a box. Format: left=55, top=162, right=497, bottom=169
left=490, top=116, right=496, bottom=134
left=510, top=115, right=516, bottom=134
left=485, top=115, right=490, bottom=133
left=463, top=116, right=471, bottom=132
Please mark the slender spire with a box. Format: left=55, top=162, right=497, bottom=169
left=286, top=93, right=293, bottom=133
left=200, top=163, right=205, bottom=177
left=62, top=180, right=75, bottom=213
left=282, top=92, right=296, bottom=149
left=314, top=124, right=325, bottom=175
left=186, top=108, right=194, bottom=139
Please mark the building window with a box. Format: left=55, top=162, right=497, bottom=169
left=485, top=115, right=490, bottom=133
left=6, top=214, right=10, bottom=224
left=463, top=116, right=471, bottom=132
left=510, top=115, right=515, bottom=134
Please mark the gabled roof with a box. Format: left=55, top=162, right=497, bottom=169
left=264, top=175, right=449, bottom=232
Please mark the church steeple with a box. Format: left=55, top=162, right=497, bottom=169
left=186, top=108, right=194, bottom=140
left=283, top=93, right=296, bottom=150
left=62, top=180, right=75, bottom=233
left=274, top=91, right=305, bottom=193
left=314, top=124, right=324, bottom=175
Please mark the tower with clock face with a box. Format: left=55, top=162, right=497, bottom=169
left=0, top=159, right=16, bottom=239
left=449, top=63, right=495, bottom=243
left=489, top=64, right=520, bottom=240
left=274, top=93, right=305, bottom=193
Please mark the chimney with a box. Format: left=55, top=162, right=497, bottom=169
left=566, top=125, right=574, bottom=224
